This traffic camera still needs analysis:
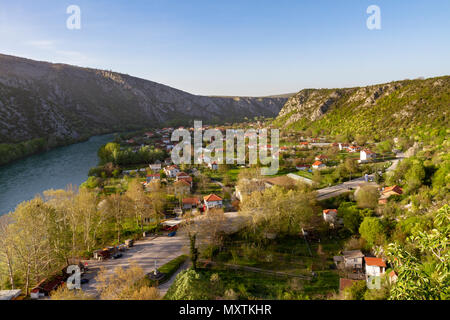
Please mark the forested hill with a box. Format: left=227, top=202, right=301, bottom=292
left=274, top=76, right=449, bottom=143
left=0, top=54, right=288, bottom=143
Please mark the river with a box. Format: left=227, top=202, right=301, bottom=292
left=0, top=134, right=114, bottom=215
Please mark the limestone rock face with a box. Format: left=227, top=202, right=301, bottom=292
left=0, top=54, right=288, bottom=143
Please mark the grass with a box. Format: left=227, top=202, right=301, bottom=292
left=207, top=234, right=343, bottom=298
left=150, top=255, right=188, bottom=285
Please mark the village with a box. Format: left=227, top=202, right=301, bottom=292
left=2, top=121, right=411, bottom=300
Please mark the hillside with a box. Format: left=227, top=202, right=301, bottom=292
left=0, top=53, right=288, bottom=165
left=275, top=76, right=449, bottom=143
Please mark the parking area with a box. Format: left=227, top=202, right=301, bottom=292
left=81, top=235, right=188, bottom=297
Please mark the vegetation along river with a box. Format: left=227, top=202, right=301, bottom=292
left=0, top=134, right=114, bottom=215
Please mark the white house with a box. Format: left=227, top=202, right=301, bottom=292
left=208, top=161, right=219, bottom=170
left=164, top=165, right=180, bottom=178
left=323, top=209, right=338, bottom=223
left=203, top=194, right=223, bottom=210
left=312, top=161, right=326, bottom=169
left=364, top=257, right=386, bottom=277
left=149, top=163, right=162, bottom=172
left=359, top=149, right=377, bottom=163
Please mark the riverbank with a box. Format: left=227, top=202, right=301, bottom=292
left=0, top=134, right=115, bottom=215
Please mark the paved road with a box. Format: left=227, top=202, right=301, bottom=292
left=81, top=235, right=188, bottom=297
left=315, top=154, right=404, bottom=201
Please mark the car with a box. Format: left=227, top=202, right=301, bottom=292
left=112, top=253, right=123, bottom=259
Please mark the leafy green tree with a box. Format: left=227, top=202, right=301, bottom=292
left=359, top=217, right=385, bottom=247
left=339, top=202, right=363, bottom=234
left=189, top=233, right=199, bottom=271
left=386, top=205, right=450, bottom=300
left=355, top=185, right=379, bottom=209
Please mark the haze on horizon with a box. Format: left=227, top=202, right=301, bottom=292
left=0, top=0, right=449, bottom=96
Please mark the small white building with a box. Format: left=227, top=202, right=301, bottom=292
left=149, top=163, right=162, bottom=172
left=203, top=194, right=223, bottom=210
left=208, top=161, right=219, bottom=170
left=359, top=149, right=377, bottom=163
left=164, top=165, right=180, bottom=178
left=323, top=209, right=338, bottom=223
left=364, top=257, right=386, bottom=277
left=312, top=161, right=326, bottom=169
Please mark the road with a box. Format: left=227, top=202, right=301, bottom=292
left=315, top=153, right=404, bottom=201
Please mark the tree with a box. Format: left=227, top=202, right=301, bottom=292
left=126, top=179, right=152, bottom=233
left=0, top=216, right=15, bottom=289
left=404, top=161, right=426, bottom=194
left=339, top=202, right=363, bottom=234
left=359, top=217, right=385, bottom=247
left=50, top=285, right=94, bottom=300
left=100, top=194, right=130, bottom=244
left=355, top=185, right=379, bottom=209
left=344, top=158, right=358, bottom=181
left=386, top=205, right=450, bottom=300
left=96, top=264, right=160, bottom=300
left=189, top=233, right=199, bottom=271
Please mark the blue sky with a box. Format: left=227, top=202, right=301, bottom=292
left=0, top=0, right=449, bottom=96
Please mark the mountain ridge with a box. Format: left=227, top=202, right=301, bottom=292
left=274, top=76, right=449, bottom=143
left=0, top=53, right=288, bottom=145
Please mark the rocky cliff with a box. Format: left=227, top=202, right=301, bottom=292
left=0, top=53, right=288, bottom=144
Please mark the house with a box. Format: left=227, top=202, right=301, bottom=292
left=382, top=185, right=403, bottom=197
left=315, top=155, right=328, bottom=161
left=149, top=163, right=162, bottom=172
left=338, top=143, right=349, bottom=151
left=296, top=164, right=310, bottom=171
left=379, top=185, right=403, bottom=204
left=359, top=149, right=376, bottom=163
left=348, top=145, right=360, bottom=153
left=342, top=250, right=364, bottom=270
left=208, top=161, right=219, bottom=170
left=203, top=194, right=223, bottom=210
left=389, top=270, right=398, bottom=284
left=173, top=180, right=191, bottom=196
left=299, top=142, right=309, bottom=149
left=182, top=197, right=201, bottom=210
left=312, top=161, right=326, bottom=169
left=365, top=257, right=386, bottom=277
left=164, top=165, right=180, bottom=178
left=176, top=172, right=193, bottom=186
left=323, top=209, right=338, bottom=224
left=146, top=173, right=160, bottom=184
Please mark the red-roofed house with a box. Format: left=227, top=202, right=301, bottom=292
left=164, top=165, right=180, bottom=178
left=146, top=173, right=160, bottom=184
left=360, top=149, right=377, bottom=162
left=208, top=161, right=219, bottom=170
left=323, top=209, right=338, bottom=223
left=365, top=257, right=386, bottom=277
left=315, top=155, right=328, bottom=161
left=389, top=270, right=398, bottom=284
left=174, top=180, right=191, bottom=196
left=312, top=161, right=326, bottom=169
left=379, top=185, right=404, bottom=204
left=203, top=194, right=223, bottom=210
